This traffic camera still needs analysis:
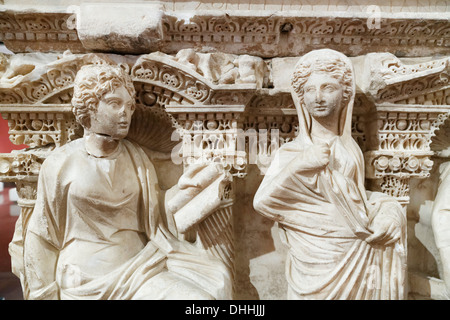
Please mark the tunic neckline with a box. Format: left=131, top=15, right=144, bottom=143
left=83, top=138, right=124, bottom=160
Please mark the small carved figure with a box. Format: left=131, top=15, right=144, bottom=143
left=174, top=49, right=266, bottom=86
left=253, top=49, right=406, bottom=300
left=432, top=161, right=450, bottom=299
left=19, top=62, right=232, bottom=300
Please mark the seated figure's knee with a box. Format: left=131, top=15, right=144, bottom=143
left=133, top=271, right=215, bottom=300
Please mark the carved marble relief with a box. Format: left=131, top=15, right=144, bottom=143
left=0, top=1, right=449, bottom=300
left=253, top=49, right=406, bottom=299
left=1, top=8, right=449, bottom=56
left=9, top=61, right=234, bottom=300
left=0, top=47, right=449, bottom=300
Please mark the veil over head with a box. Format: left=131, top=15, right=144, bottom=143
left=254, top=49, right=407, bottom=300
left=291, top=49, right=355, bottom=140
left=290, top=49, right=364, bottom=187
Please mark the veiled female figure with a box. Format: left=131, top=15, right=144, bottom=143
left=253, top=49, right=406, bottom=300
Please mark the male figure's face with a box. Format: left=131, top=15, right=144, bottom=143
left=88, top=85, right=135, bottom=140
left=303, top=72, right=344, bottom=119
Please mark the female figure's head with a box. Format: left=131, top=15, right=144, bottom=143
left=291, top=49, right=354, bottom=136
left=72, top=63, right=136, bottom=140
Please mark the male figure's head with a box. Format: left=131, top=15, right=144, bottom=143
left=72, top=64, right=136, bottom=140
left=291, top=50, right=353, bottom=122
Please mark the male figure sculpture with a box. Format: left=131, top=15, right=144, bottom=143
left=17, top=62, right=232, bottom=300
left=253, top=49, right=406, bottom=300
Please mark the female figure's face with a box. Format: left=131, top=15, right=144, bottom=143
left=303, top=72, right=344, bottom=120
left=88, top=85, right=135, bottom=140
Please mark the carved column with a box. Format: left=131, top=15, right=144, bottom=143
left=364, top=104, right=449, bottom=205
left=166, top=104, right=246, bottom=294
left=361, top=54, right=450, bottom=206
left=0, top=148, right=50, bottom=299
left=356, top=53, right=450, bottom=298
left=0, top=151, right=42, bottom=232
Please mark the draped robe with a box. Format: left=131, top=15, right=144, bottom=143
left=432, top=161, right=450, bottom=250
left=19, top=138, right=232, bottom=300
left=253, top=50, right=406, bottom=300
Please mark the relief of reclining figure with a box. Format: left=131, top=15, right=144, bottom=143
left=10, top=62, right=232, bottom=300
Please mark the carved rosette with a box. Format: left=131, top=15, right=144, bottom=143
left=0, top=152, right=43, bottom=182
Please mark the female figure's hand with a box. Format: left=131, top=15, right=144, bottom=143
left=289, top=142, right=331, bottom=173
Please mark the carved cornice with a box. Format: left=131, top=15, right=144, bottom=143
left=0, top=9, right=449, bottom=57
left=364, top=54, right=450, bottom=104
left=0, top=11, right=84, bottom=53
left=162, top=14, right=450, bottom=57
left=376, top=72, right=450, bottom=105
left=131, top=53, right=256, bottom=106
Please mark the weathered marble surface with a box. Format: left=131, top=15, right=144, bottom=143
left=9, top=62, right=233, bottom=300
left=0, top=0, right=449, bottom=300
left=0, top=1, right=449, bottom=56
left=254, top=49, right=406, bottom=299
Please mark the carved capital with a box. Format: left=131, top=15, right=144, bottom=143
left=366, top=151, right=434, bottom=179
left=360, top=54, right=450, bottom=205
left=0, top=106, right=82, bottom=148
left=0, top=150, right=49, bottom=183
left=167, top=105, right=247, bottom=177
